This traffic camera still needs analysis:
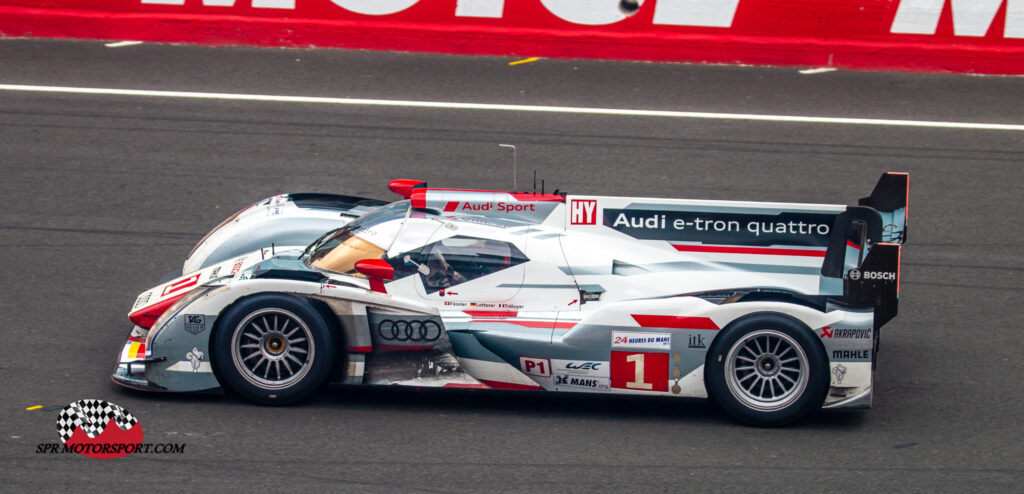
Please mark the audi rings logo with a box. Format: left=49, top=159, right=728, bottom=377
left=376, top=319, right=442, bottom=342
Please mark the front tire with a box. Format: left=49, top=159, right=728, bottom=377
left=212, top=294, right=335, bottom=405
left=705, top=313, right=828, bottom=426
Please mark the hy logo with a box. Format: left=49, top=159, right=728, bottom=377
left=570, top=199, right=597, bottom=225
left=56, top=399, right=143, bottom=459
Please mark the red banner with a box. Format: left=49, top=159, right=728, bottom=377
left=2, top=0, right=1023, bottom=74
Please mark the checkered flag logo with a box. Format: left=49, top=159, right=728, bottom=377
left=57, top=399, right=139, bottom=444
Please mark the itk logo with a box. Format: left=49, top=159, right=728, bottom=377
left=570, top=199, right=597, bottom=225
left=56, top=399, right=143, bottom=459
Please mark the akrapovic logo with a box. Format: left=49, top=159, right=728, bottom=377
left=819, top=327, right=871, bottom=339
left=849, top=269, right=896, bottom=281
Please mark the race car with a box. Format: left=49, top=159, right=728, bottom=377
left=114, top=173, right=908, bottom=426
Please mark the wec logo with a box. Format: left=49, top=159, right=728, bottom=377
left=566, top=361, right=602, bottom=371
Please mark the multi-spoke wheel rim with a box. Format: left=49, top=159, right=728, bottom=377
left=230, top=308, right=315, bottom=390
left=725, top=329, right=809, bottom=412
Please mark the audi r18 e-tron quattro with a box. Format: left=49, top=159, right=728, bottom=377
left=114, top=173, right=908, bottom=426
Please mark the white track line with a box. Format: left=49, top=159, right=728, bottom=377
left=104, top=41, right=143, bottom=48
left=799, top=67, right=838, bottom=75
left=1, top=84, right=1021, bottom=131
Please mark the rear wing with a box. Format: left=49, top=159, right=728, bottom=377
left=822, top=172, right=909, bottom=328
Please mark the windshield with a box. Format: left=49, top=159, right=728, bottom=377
left=304, top=201, right=410, bottom=275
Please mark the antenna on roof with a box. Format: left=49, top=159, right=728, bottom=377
left=499, top=144, right=516, bottom=191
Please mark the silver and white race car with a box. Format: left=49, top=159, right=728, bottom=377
left=114, top=174, right=908, bottom=426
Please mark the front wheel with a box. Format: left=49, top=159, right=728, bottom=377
left=212, top=294, right=335, bottom=405
left=705, top=313, right=828, bottom=426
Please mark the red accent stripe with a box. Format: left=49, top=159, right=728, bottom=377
left=160, top=273, right=200, bottom=296
left=375, top=344, right=435, bottom=352
left=631, top=315, right=720, bottom=330
left=846, top=240, right=861, bottom=249
left=470, top=319, right=577, bottom=329
left=507, top=193, right=565, bottom=202
left=463, top=310, right=518, bottom=318
left=346, top=346, right=372, bottom=353
left=443, top=201, right=459, bottom=212
left=477, top=379, right=543, bottom=391
left=673, top=244, right=826, bottom=257
left=443, top=383, right=490, bottom=389
left=128, top=292, right=187, bottom=328
left=422, top=189, right=565, bottom=203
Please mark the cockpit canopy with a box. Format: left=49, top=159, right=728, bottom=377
left=306, top=200, right=410, bottom=275
left=304, top=200, right=529, bottom=291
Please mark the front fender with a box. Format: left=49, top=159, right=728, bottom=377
left=183, top=193, right=386, bottom=273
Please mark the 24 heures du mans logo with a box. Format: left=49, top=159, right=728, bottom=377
left=36, top=399, right=185, bottom=459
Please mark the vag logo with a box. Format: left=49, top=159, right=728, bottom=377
left=570, top=199, right=597, bottom=225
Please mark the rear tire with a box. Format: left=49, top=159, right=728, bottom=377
left=705, top=313, right=828, bottom=426
left=212, top=294, right=335, bottom=405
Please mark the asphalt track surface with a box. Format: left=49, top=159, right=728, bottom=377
left=1, top=39, right=1022, bottom=492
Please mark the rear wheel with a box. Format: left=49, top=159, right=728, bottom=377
left=212, top=294, right=335, bottom=405
left=705, top=314, right=828, bottom=426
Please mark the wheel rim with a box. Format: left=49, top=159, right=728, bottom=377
left=724, top=329, right=809, bottom=412
left=230, top=308, right=315, bottom=390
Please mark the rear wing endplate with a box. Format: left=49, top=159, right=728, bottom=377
left=858, top=172, right=909, bottom=244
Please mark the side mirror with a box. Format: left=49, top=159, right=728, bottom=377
left=354, top=259, right=394, bottom=294
left=388, top=179, right=427, bottom=199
